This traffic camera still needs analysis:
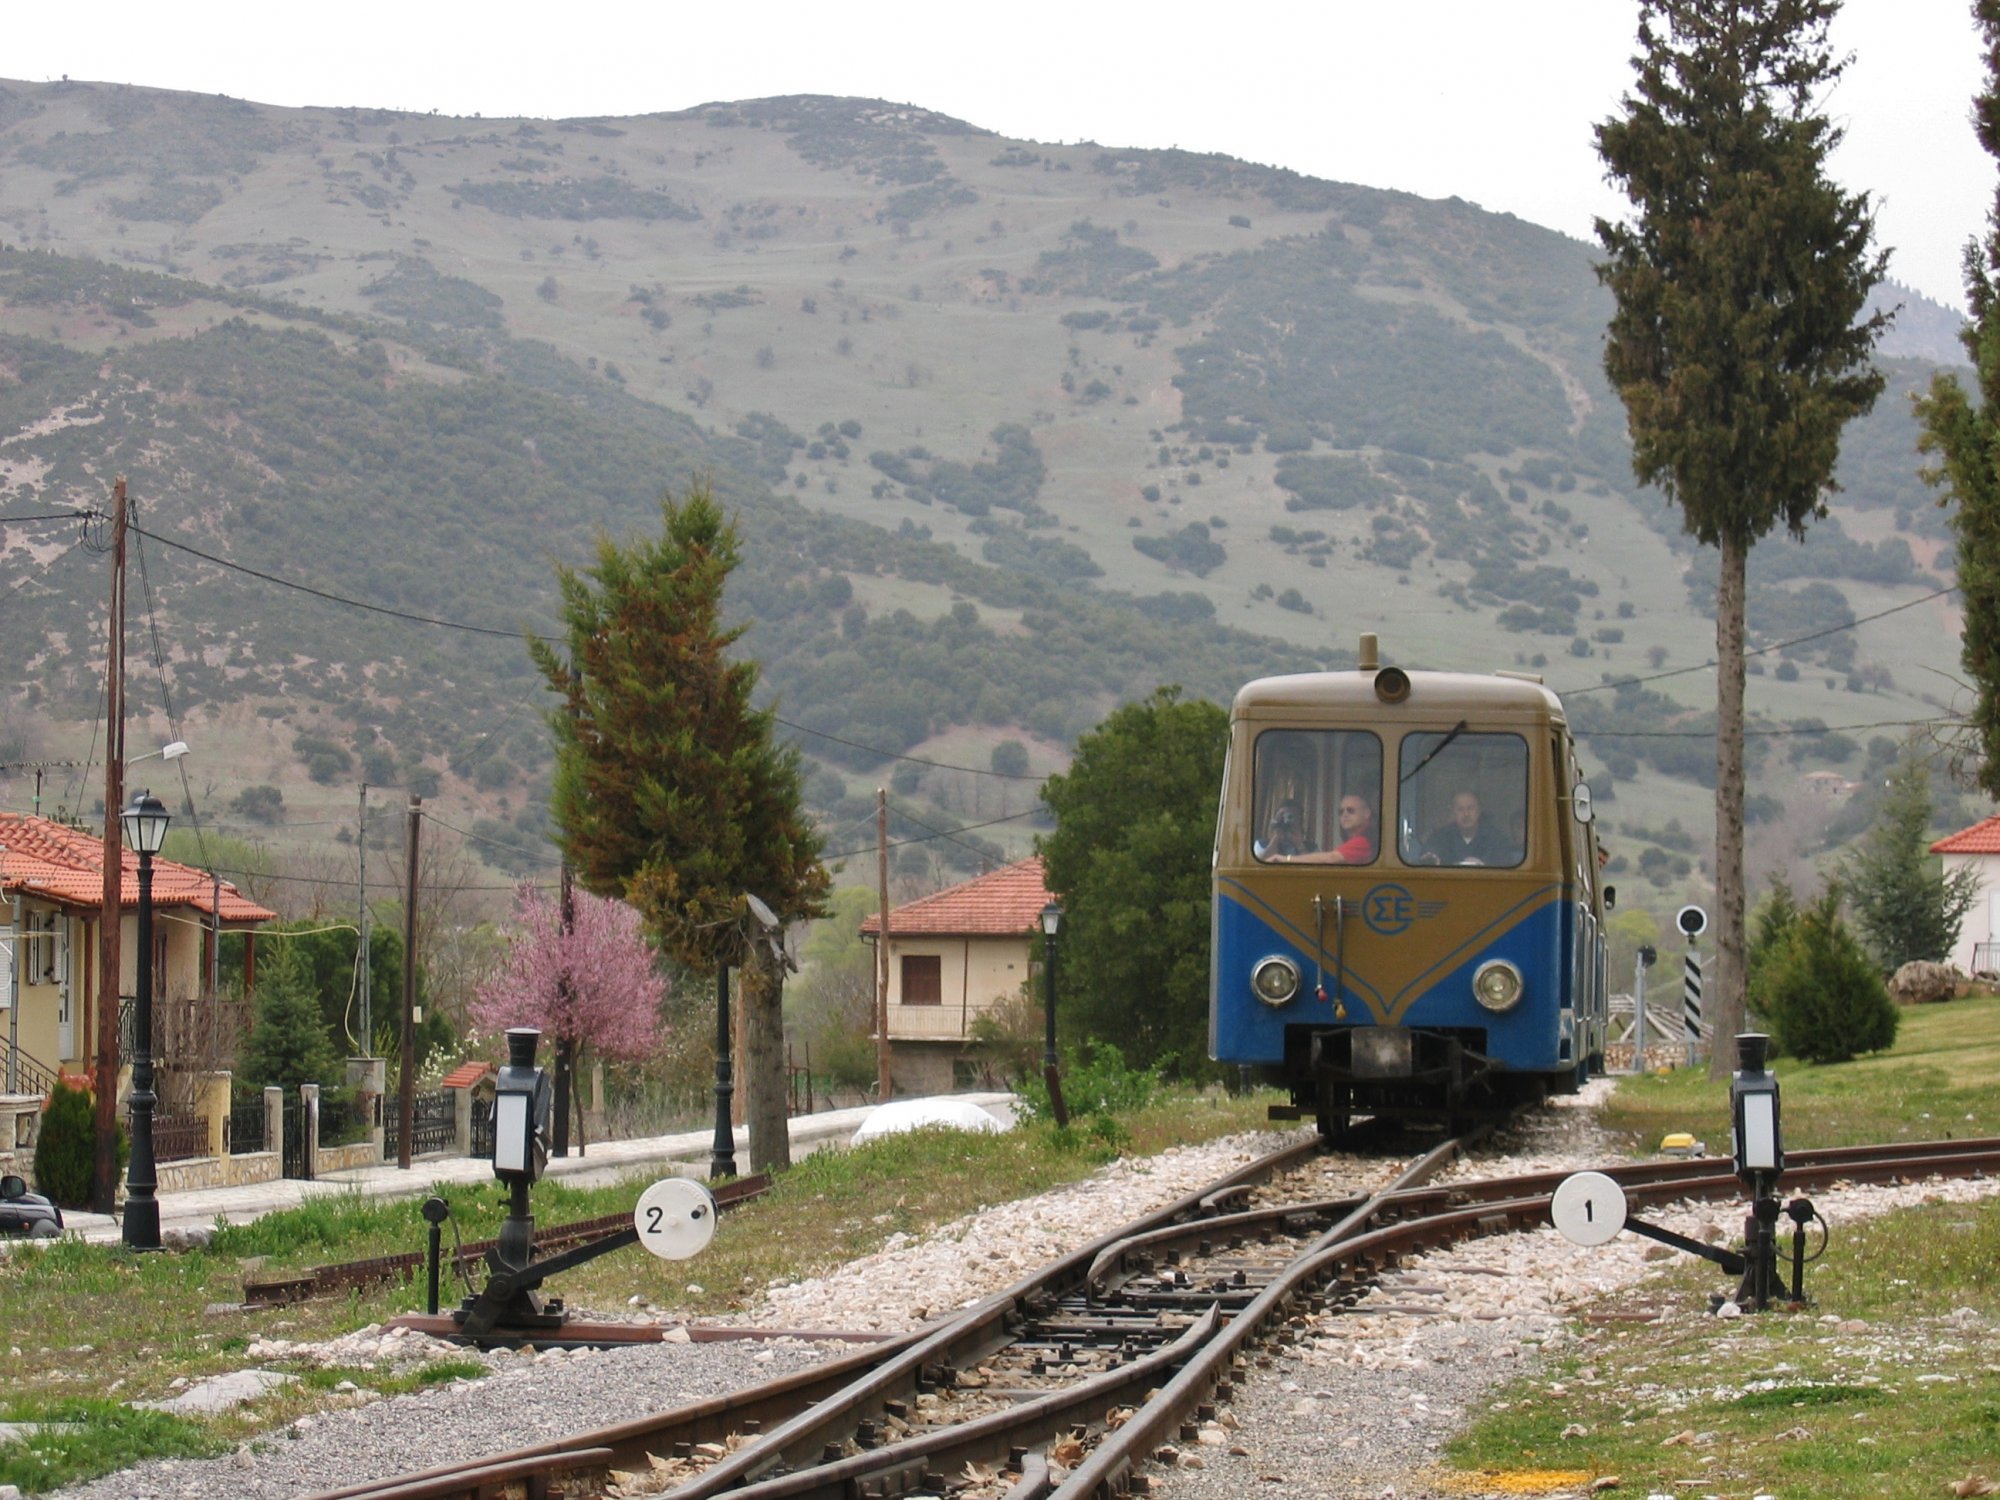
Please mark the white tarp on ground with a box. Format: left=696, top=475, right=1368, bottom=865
left=851, top=1097, right=1009, bottom=1144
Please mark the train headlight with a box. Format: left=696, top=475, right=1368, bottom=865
left=1250, top=956, right=1301, bottom=1007
left=1471, top=959, right=1525, bottom=1013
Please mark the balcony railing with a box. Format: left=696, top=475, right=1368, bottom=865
left=886, top=1004, right=969, bottom=1041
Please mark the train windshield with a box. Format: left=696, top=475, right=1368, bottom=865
left=1396, top=730, right=1529, bottom=869
left=1252, top=729, right=1383, bottom=865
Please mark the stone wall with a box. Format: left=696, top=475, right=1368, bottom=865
left=157, top=1150, right=280, bottom=1193
left=315, top=1140, right=380, bottom=1175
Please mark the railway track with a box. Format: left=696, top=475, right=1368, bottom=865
left=306, top=1134, right=2000, bottom=1500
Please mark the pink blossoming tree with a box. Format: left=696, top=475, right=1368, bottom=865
left=474, top=881, right=668, bottom=1150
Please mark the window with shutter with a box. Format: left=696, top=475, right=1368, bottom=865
left=901, top=954, right=942, bottom=1006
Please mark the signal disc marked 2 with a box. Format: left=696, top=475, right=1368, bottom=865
left=1550, top=1171, right=1627, bottom=1247
left=634, top=1178, right=718, bottom=1261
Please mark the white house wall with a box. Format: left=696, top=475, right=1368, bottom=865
left=1942, top=851, right=2000, bottom=974
left=885, top=935, right=1032, bottom=1040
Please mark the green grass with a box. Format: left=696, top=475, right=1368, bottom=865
left=1443, top=994, right=2000, bottom=1499
left=1597, top=994, right=2000, bottom=1154
left=0, top=1400, right=225, bottom=1494
left=0, top=1089, right=1278, bottom=1491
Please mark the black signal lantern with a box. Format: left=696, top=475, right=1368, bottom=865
left=1730, top=1032, right=1782, bottom=1185
left=493, top=1027, right=552, bottom=1186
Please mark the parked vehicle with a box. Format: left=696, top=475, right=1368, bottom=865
left=0, top=1174, right=62, bottom=1237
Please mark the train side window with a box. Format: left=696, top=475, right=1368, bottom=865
left=1397, top=731, right=1529, bottom=869
left=1252, top=729, right=1383, bottom=865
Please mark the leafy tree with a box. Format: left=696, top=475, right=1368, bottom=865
left=237, top=944, right=346, bottom=1094
left=1037, top=687, right=1228, bottom=1076
left=532, top=486, right=830, bottom=1171
left=1595, top=0, right=1887, bottom=1071
left=784, top=886, right=881, bottom=1090
left=230, top=785, right=285, bottom=825
left=1840, top=759, right=1980, bottom=970
left=473, top=881, right=667, bottom=1150
left=1917, top=0, right=2000, bottom=797
left=990, top=739, right=1031, bottom=777
left=1758, top=885, right=1898, bottom=1064
left=35, top=1081, right=123, bottom=1209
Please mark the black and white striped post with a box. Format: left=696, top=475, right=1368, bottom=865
left=1676, top=905, right=1708, bottom=1066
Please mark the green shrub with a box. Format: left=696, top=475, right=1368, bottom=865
left=34, top=1081, right=125, bottom=1209
left=1015, top=1041, right=1159, bottom=1124
left=1759, top=887, right=1898, bottom=1065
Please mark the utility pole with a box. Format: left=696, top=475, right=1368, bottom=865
left=93, top=477, right=128, bottom=1216
left=552, top=858, right=575, bottom=1157
left=358, top=783, right=370, bottom=1053
left=875, top=788, right=892, bottom=1102
left=209, top=872, right=221, bottom=998
left=397, top=796, right=420, bottom=1169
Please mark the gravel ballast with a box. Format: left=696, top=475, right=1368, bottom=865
left=46, top=1100, right=2000, bottom=1499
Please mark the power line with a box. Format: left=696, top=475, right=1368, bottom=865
left=0, top=536, right=84, bottom=604
left=824, top=806, right=1041, bottom=862
left=125, top=518, right=1042, bottom=783
left=1582, top=714, right=1958, bottom=741
left=416, top=806, right=559, bottom=869
left=127, top=522, right=539, bottom=638
left=1561, top=583, right=1960, bottom=697
left=770, top=716, right=1047, bottom=781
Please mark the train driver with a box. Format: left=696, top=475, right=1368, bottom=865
left=1421, top=789, right=1512, bottom=866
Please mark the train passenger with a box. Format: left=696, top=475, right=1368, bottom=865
left=1281, top=794, right=1375, bottom=865
left=1254, top=799, right=1309, bottom=860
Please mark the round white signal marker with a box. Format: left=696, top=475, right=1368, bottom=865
left=1550, top=1171, right=1627, bottom=1247
left=634, top=1178, right=718, bottom=1261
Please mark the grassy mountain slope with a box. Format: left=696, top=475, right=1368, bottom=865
left=0, top=80, right=1970, bottom=897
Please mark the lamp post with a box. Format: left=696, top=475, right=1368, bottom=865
left=1039, top=901, right=1068, bottom=1128
left=710, top=964, right=736, bottom=1179
left=119, top=788, right=170, bottom=1251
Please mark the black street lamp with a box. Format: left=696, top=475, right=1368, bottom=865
left=119, top=788, right=170, bottom=1251
left=1039, top=901, right=1068, bottom=1128
left=710, top=964, right=736, bottom=1180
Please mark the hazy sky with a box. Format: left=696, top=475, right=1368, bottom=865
left=7, top=2, right=1990, bottom=311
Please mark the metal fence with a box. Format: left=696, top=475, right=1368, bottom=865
left=282, top=1097, right=312, bottom=1180
left=227, top=1099, right=266, bottom=1154
left=383, top=1090, right=456, bottom=1160
left=470, top=1097, right=493, bottom=1159
left=152, top=1114, right=210, bottom=1163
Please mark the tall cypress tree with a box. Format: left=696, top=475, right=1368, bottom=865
left=1595, top=0, right=1887, bottom=1072
left=1917, top=0, right=2000, bottom=796
left=532, top=486, right=829, bottom=1170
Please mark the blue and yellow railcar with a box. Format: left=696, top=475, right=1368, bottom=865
left=1211, top=636, right=1609, bottom=1134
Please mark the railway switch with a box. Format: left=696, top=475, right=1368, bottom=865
left=450, top=1026, right=719, bottom=1344
left=1553, top=1032, right=1823, bottom=1313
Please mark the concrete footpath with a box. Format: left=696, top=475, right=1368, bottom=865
left=58, top=1093, right=1017, bottom=1245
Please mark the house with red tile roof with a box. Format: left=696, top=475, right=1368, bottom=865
left=858, top=856, right=1052, bottom=1095
left=1931, top=815, right=2000, bottom=974
left=0, top=812, right=276, bottom=1103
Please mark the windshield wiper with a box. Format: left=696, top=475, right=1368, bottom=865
left=1400, top=718, right=1468, bottom=784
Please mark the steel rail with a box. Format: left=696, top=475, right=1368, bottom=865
left=305, top=1134, right=1324, bottom=1500
left=664, top=1132, right=1477, bottom=1500
left=308, top=1134, right=2000, bottom=1500
left=1052, top=1139, right=2000, bottom=1500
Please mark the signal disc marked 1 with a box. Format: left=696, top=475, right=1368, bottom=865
left=634, top=1178, right=718, bottom=1261
left=1550, top=1171, right=1627, bottom=1247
